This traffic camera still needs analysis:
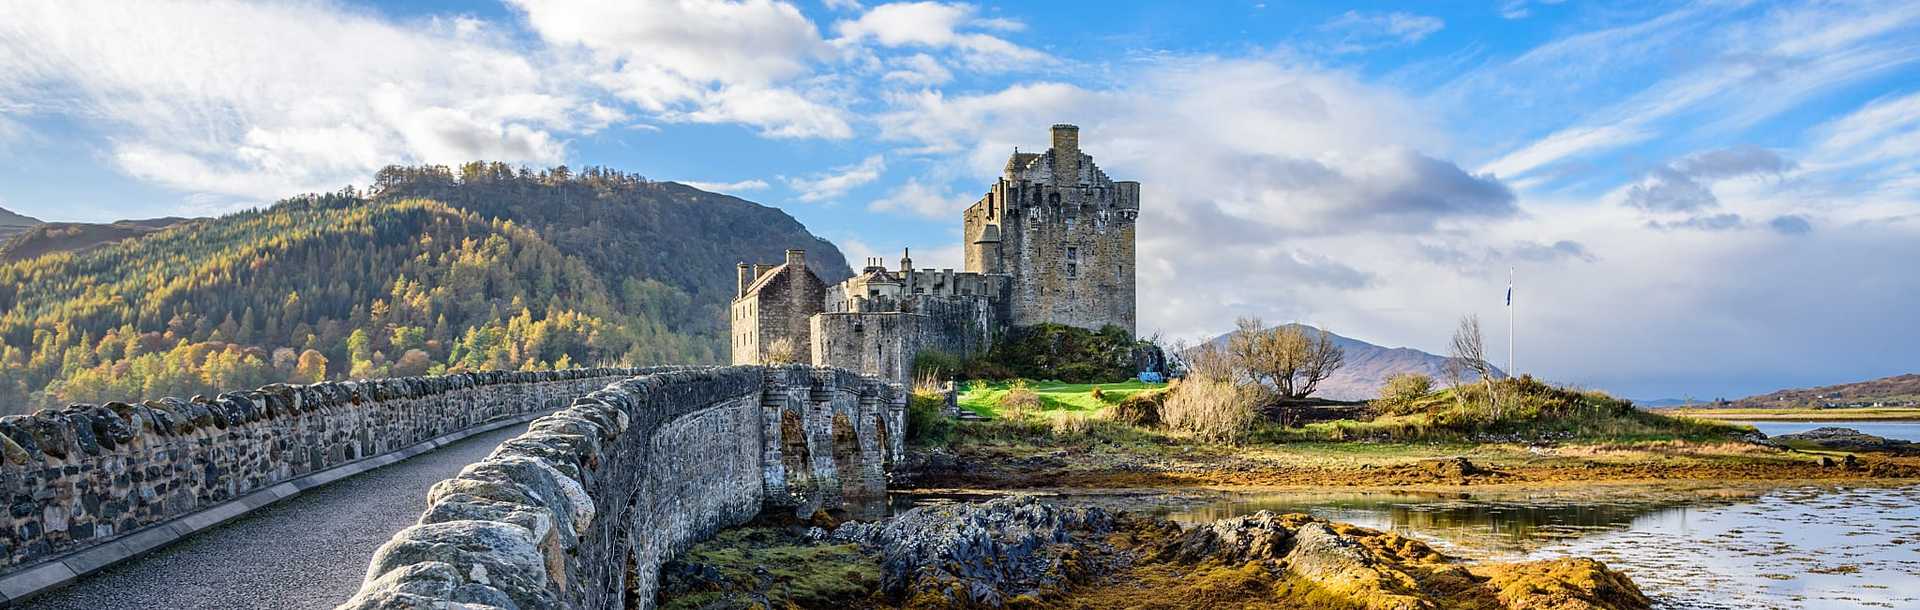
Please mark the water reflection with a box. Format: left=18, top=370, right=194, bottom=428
left=1046, top=483, right=1920, bottom=610
left=901, top=483, right=1920, bottom=609
left=1157, top=487, right=1764, bottom=557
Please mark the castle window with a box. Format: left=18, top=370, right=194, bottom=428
left=1049, top=192, right=1061, bottom=206
left=1065, top=247, right=1079, bottom=279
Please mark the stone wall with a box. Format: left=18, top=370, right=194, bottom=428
left=0, top=368, right=647, bottom=581
left=337, top=365, right=904, bottom=610
left=810, top=295, right=998, bottom=383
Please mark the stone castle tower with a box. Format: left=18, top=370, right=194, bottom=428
left=733, top=123, right=1139, bottom=380
left=964, top=124, right=1139, bottom=334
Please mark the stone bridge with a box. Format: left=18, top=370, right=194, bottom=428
left=0, top=365, right=904, bottom=609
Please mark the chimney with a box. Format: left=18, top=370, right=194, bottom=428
left=737, top=262, right=751, bottom=297
left=1051, top=124, right=1080, bottom=183
left=785, top=249, right=806, bottom=271
left=754, top=263, right=773, bottom=279
left=899, top=247, right=913, bottom=273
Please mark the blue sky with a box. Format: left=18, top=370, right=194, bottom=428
left=2, top=0, right=1918, bottom=400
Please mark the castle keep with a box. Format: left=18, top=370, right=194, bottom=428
left=732, top=124, right=1139, bottom=381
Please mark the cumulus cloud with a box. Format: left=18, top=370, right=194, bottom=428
left=509, top=0, right=851, bottom=139
left=787, top=155, right=887, bottom=202
left=0, top=1, right=596, bottom=202
left=1624, top=146, right=1796, bottom=212
left=1319, top=11, right=1445, bottom=53
left=833, top=2, right=1046, bottom=67
left=870, top=177, right=973, bottom=218
left=1768, top=214, right=1814, bottom=234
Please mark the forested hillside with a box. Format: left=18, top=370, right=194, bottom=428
left=0, top=165, right=850, bottom=413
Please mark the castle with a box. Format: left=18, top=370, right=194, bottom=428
left=731, top=124, right=1139, bottom=381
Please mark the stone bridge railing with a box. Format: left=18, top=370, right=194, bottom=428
left=335, top=365, right=904, bottom=610
left=0, top=367, right=652, bottom=603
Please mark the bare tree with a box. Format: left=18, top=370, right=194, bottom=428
left=1449, top=315, right=1498, bottom=413
left=1296, top=327, right=1346, bottom=398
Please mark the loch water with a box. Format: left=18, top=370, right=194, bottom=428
left=911, top=482, right=1920, bottom=609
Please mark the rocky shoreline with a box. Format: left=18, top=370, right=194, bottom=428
left=658, top=497, right=1650, bottom=610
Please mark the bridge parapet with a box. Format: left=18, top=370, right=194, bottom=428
left=336, top=365, right=904, bottom=610
left=0, top=367, right=655, bottom=601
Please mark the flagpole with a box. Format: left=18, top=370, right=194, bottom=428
left=1507, top=267, right=1515, bottom=378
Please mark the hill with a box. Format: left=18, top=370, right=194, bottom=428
left=0, top=205, right=41, bottom=242
left=0, top=164, right=850, bottom=414
left=1721, top=373, right=1920, bottom=409
left=0, top=217, right=200, bottom=262
left=1200, top=324, right=1505, bottom=401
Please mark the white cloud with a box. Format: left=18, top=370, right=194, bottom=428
left=1319, top=11, right=1445, bottom=53
left=509, top=0, right=852, bottom=139
left=679, top=178, right=771, bottom=193
left=882, top=53, right=955, bottom=85
left=834, top=2, right=1047, bottom=67
left=0, top=1, right=597, bottom=202
left=787, top=155, right=887, bottom=202
left=870, top=177, right=973, bottom=218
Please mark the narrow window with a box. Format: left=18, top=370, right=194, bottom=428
left=1065, top=247, right=1079, bottom=279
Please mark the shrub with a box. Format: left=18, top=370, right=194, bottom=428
left=913, top=349, right=961, bottom=380
left=987, top=323, right=1141, bottom=382
left=1161, top=376, right=1261, bottom=444
left=997, top=380, right=1042, bottom=420
left=1089, top=385, right=1106, bottom=401
left=764, top=337, right=801, bottom=365
left=1110, top=389, right=1167, bottom=427
left=1376, top=373, right=1435, bottom=415
left=906, top=391, right=952, bottom=446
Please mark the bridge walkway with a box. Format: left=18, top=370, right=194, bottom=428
left=14, top=423, right=526, bottom=610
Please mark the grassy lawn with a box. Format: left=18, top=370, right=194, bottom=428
left=1661, top=407, right=1920, bottom=421
left=957, top=379, right=1166, bottom=419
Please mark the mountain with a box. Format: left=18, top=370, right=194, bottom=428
left=1199, top=324, right=1506, bottom=401
left=0, top=217, right=200, bottom=262
left=0, top=163, right=849, bottom=414
left=0, top=206, right=42, bottom=242
left=1721, top=373, right=1920, bottom=409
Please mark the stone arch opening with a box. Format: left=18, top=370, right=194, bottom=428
left=780, top=410, right=811, bottom=499
left=831, top=412, right=861, bottom=499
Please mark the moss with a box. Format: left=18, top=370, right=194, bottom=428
left=657, top=527, right=883, bottom=610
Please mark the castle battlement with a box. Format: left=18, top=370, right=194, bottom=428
left=732, top=124, right=1138, bottom=381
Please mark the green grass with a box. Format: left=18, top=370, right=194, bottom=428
left=956, top=379, right=1166, bottom=419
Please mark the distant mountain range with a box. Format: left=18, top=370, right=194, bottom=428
left=1719, top=373, right=1920, bottom=409
left=0, top=206, right=41, bottom=242
left=1199, top=324, right=1505, bottom=401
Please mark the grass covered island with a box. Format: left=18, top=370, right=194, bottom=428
left=904, top=374, right=1920, bottom=491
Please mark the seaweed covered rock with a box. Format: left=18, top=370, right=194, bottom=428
left=660, top=502, right=1653, bottom=610
left=1119, top=511, right=1650, bottom=610
left=829, top=496, right=1116, bottom=607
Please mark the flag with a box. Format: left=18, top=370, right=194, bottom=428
left=1506, top=269, right=1513, bottom=306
